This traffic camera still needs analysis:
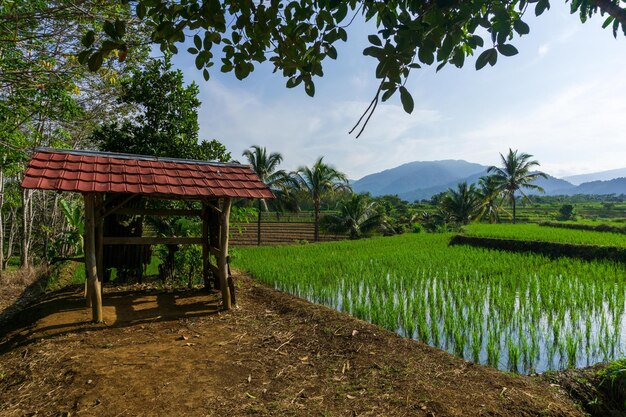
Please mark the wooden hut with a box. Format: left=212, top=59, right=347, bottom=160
left=21, top=148, right=273, bottom=322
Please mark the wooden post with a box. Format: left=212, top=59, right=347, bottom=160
left=84, top=193, right=103, bottom=323
left=95, top=194, right=104, bottom=294
left=201, top=202, right=210, bottom=289
left=218, top=198, right=232, bottom=310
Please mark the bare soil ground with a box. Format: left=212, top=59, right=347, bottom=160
left=0, top=271, right=588, bottom=417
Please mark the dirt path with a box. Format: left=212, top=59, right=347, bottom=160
left=0, top=272, right=584, bottom=417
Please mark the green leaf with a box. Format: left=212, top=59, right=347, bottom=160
left=203, top=69, right=210, bottom=81
left=368, top=35, right=382, bottom=47
left=497, top=44, right=519, bottom=57
left=81, top=30, right=95, bottom=48
left=326, top=45, right=337, bottom=60
left=363, top=46, right=384, bottom=58
left=103, top=20, right=117, bottom=38
left=304, top=80, right=315, bottom=97
left=381, top=87, right=397, bottom=102
left=136, top=3, right=146, bottom=19
left=602, top=16, right=615, bottom=29
left=475, top=49, right=492, bottom=70
left=399, top=86, right=414, bottom=114
left=87, top=52, right=103, bottom=71
left=187, top=47, right=198, bottom=54
left=195, top=54, right=204, bottom=70
left=418, top=46, right=434, bottom=65
left=194, top=35, right=202, bottom=49
left=535, top=0, right=550, bottom=16
left=513, top=19, right=530, bottom=35
left=77, top=50, right=91, bottom=65
left=114, top=19, right=126, bottom=38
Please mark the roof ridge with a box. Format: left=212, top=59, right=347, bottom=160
left=35, top=147, right=249, bottom=169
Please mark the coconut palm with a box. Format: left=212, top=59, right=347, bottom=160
left=294, top=157, right=350, bottom=241
left=440, top=182, right=482, bottom=225
left=243, top=145, right=292, bottom=245
left=477, top=175, right=504, bottom=224
left=487, top=149, right=547, bottom=223
left=242, top=145, right=289, bottom=212
left=322, top=194, right=387, bottom=239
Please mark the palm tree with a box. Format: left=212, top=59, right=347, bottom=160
left=294, top=157, right=350, bottom=241
left=440, top=182, right=482, bottom=225
left=242, top=145, right=289, bottom=212
left=487, top=149, right=547, bottom=223
left=477, top=175, right=504, bottom=224
left=242, top=145, right=290, bottom=245
left=323, top=194, right=388, bottom=239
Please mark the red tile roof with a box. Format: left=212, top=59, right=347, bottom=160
left=22, top=148, right=274, bottom=199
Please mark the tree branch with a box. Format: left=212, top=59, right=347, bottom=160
left=594, top=0, right=626, bottom=27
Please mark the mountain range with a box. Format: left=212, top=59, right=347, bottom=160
left=351, top=160, right=626, bottom=202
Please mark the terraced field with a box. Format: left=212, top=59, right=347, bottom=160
left=463, top=223, right=626, bottom=247
left=234, top=233, right=626, bottom=374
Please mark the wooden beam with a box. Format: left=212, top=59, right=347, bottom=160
left=201, top=203, right=210, bottom=289
left=84, top=193, right=103, bottom=323
left=209, top=246, right=221, bottom=257
left=204, top=201, right=222, bottom=215
left=101, top=194, right=138, bottom=218
left=112, top=208, right=202, bottom=217
left=218, top=198, right=232, bottom=310
left=103, top=237, right=203, bottom=245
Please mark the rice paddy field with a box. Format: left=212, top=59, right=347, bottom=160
left=463, top=223, right=626, bottom=247
left=233, top=233, right=626, bottom=374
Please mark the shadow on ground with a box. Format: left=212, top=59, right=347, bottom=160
left=0, top=285, right=221, bottom=353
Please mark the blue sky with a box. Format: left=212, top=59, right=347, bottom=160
left=169, top=3, right=626, bottom=180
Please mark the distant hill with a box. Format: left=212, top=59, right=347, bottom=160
left=394, top=171, right=575, bottom=201
left=563, top=167, right=626, bottom=185
left=567, top=177, right=626, bottom=195
left=351, top=159, right=626, bottom=202
left=351, top=160, right=487, bottom=197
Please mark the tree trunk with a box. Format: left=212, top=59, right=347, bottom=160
left=0, top=169, right=4, bottom=276
left=21, top=188, right=33, bottom=269
left=257, top=199, right=262, bottom=246
left=4, top=206, right=16, bottom=269
left=314, top=198, right=320, bottom=242
left=512, top=197, right=516, bottom=224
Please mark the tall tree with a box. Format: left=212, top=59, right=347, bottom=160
left=242, top=145, right=290, bottom=245
left=477, top=175, right=505, bottom=224
left=295, top=157, right=350, bottom=242
left=0, top=0, right=150, bottom=269
left=242, top=146, right=289, bottom=212
left=441, top=182, right=482, bottom=225
left=487, top=149, right=547, bottom=223
left=82, top=1, right=626, bottom=129
left=92, top=56, right=230, bottom=161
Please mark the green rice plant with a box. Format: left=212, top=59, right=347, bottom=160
left=597, top=358, right=626, bottom=408
left=233, top=233, right=626, bottom=373
left=463, top=223, right=626, bottom=247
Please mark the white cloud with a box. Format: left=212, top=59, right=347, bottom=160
left=459, top=74, right=626, bottom=177
left=197, top=80, right=444, bottom=178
